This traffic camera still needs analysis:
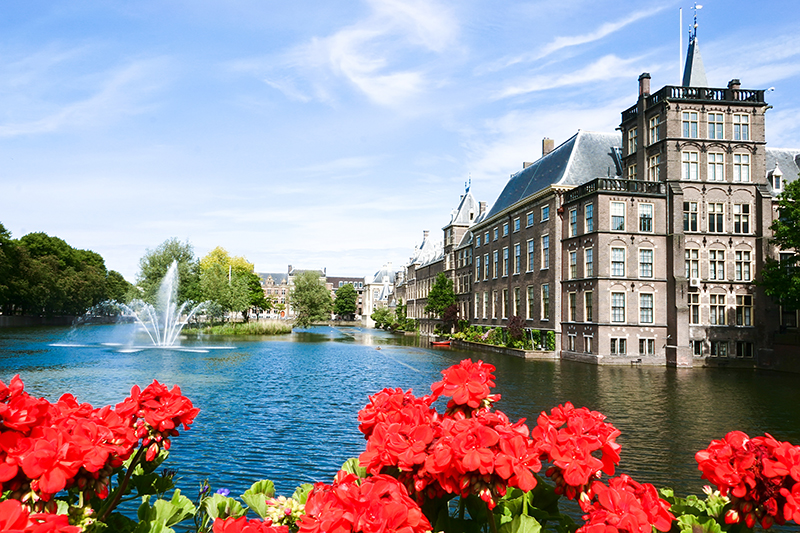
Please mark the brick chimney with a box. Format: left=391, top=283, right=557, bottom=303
left=479, top=201, right=487, bottom=215
left=542, top=137, right=555, bottom=157
left=639, top=72, right=651, bottom=97
left=728, top=79, right=741, bottom=90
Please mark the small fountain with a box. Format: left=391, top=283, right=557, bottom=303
left=121, top=261, right=206, bottom=347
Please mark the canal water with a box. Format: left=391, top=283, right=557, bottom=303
left=1, top=324, right=798, bottom=504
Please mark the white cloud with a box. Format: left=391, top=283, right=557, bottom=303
left=231, top=0, right=458, bottom=106
left=484, top=5, right=667, bottom=73
left=495, top=54, right=643, bottom=99
left=0, top=56, right=171, bottom=137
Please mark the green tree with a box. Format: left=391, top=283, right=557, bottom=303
left=371, top=306, right=394, bottom=329
left=424, top=272, right=456, bottom=318
left=15, top=232, right=108, bottom=316
left=105, top=270, right=133, bottom=303
left=762, top=177, right=800, bottom=310
left=199, top=247, right=266, bottom=321
left=289, top=271, right=332, bottom=328
left=136, top=239, right=201, bottom=305
left=333, top=283, right=357, bottom=319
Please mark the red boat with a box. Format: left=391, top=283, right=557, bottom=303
left=431, top=340, right=451, bottom=346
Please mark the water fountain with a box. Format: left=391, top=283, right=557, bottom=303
left=121, top=261, right=207, bottom=347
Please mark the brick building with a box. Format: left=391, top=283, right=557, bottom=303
left=395, top=31, right=800, bottom=366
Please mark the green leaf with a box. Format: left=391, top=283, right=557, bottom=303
left=240, top=479, right=276, bottom=518
left=500, top=514, right=542, bottom=533
left=202, top=494, right=246, bottom=521
left=137, top=490, right=196, bottom=528
left=340, top=458, right=367, bottom=478
left=292, top=483, right=314, bottom=504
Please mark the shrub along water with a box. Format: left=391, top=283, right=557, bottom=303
left=183, top=320, right=292, bottom=336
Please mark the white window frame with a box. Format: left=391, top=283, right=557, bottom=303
left=708, top=152, right=725, bottom=181
left=611, top=201, right=626, bottom=231
left=682, top=151, right=699, bottom=180
left=639, top=293, right=654, bottom=324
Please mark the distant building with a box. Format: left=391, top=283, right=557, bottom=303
left=328, top=276, right=365, bottom=317
left=363, top=264, right=397, bottom=328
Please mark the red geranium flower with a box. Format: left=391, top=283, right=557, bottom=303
left=213, top=516, right=288, bottom=533
left=430, top=359, right=499, bottom=410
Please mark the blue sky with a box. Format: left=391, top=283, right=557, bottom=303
left=2, top=0, right=799, bottom=282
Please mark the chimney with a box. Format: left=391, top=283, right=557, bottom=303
left=288, top=264, right=292, bottom=273
left=479, top=201, right=487, bottom=215
left=523, top=162, right=534, bottom=168
left=542, top=137, right=555, bottom=157
left=423, top=230, right=429, bottom=241
left=728, top=79, right=741, bottom=90
left=638, top=72, right=651, bottom=97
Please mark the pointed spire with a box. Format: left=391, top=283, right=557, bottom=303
left=682, top=3, right=708, bottom=87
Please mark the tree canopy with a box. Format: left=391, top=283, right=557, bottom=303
left=761, top=177, right=800, bottom=310
left=424, top=273, right=456, bottom=318
left=333, top=283, right=358, bottom=318
left=289, top=271, right=332, bottom=328
left=0, top=224, right=132, bottom=316
left=198, top=247, right=268, bottom=321
left=136, top=238, right=201, bottom=305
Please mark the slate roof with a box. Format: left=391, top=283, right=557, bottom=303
left=766, top=148, right=800, bottom=194
left=485, top=130, right=621, bottom=219
left=258, top=272, right=289, bottom=285
left=443, top=190, right=480, bottom=229
left=682, top=38, right=709, bottom=87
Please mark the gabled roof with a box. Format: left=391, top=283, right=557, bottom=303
left=258, top=272, right=289, bottom=285
left=682, top=37, right=709, bottom=87
left=484, top=130, right=621, bottom=219
left=766, top=148, right=800, bottom=194
left=370, top=264, right=396, bottom=285
left=409, top=230, right=439, bottom=265
left=443, top=191, right=480, bottom=230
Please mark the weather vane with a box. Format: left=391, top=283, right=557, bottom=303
left=689, top=2, right=702, bottom=43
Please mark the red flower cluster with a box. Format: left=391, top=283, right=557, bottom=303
left=297, top=472, right=431, bottom=533
left=116, top=380, right=200, bottom=461
left=359, top=360, right=541, bottom=509
left=533, top=402, right=622, bottom=499
left=430, top=359, right=499, bottom=411
left=213, top=516, right=288, bottom=533
left=577, top=474, right=674, bottom=533
left=0, top=499, right=80, bottom=532
left=696, top=431, right=800, bottom=528
left=0, top=375, right=198, bottom=506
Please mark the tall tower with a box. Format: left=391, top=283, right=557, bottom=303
left=619, top=13, right=770, bottom=366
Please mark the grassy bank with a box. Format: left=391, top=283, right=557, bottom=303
left=183, top=320, right=293, bottom=336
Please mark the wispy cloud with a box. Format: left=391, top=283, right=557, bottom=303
left=495, top=54, right=643, bottom=99
left=0, top=56, right=171, bottom=137
left=484, top=5, right=667, bottom=73
left=231, top=0, right=458, bottom=106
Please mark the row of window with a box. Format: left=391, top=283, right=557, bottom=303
left=683, top=202, right=752, bottom=234
left=692, top=340, right=754, bottom=358
left=474, top=206, right=552, bottom=248
left=626, top=112, right=751, bottom=154
left=685, top=249, right=753, bottom=282
left=474, top=285, right=552, bottom=321
left=688, top=294, right=753, bottom=326
left=475, top=237, right=551, bottom=280
left=681, top=151, right=751, bottom=182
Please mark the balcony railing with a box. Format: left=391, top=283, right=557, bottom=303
left=621, top=85, right=765, bottom=124
left=648, top=85, right=765, bottom=107
left=566, top=177, right=667, bottom=203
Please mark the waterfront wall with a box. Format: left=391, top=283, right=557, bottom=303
left=451, top=339, right=556, bottom=360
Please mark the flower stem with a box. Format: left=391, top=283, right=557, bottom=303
left=99, top=445, right=146, bottom=522
left=487, top=500, right=498, bottom=533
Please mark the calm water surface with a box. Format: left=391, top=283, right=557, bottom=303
left=1, top=324, right=798, bottom=503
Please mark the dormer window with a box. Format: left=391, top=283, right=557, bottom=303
left=772, top=165, right=783, bottom=190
